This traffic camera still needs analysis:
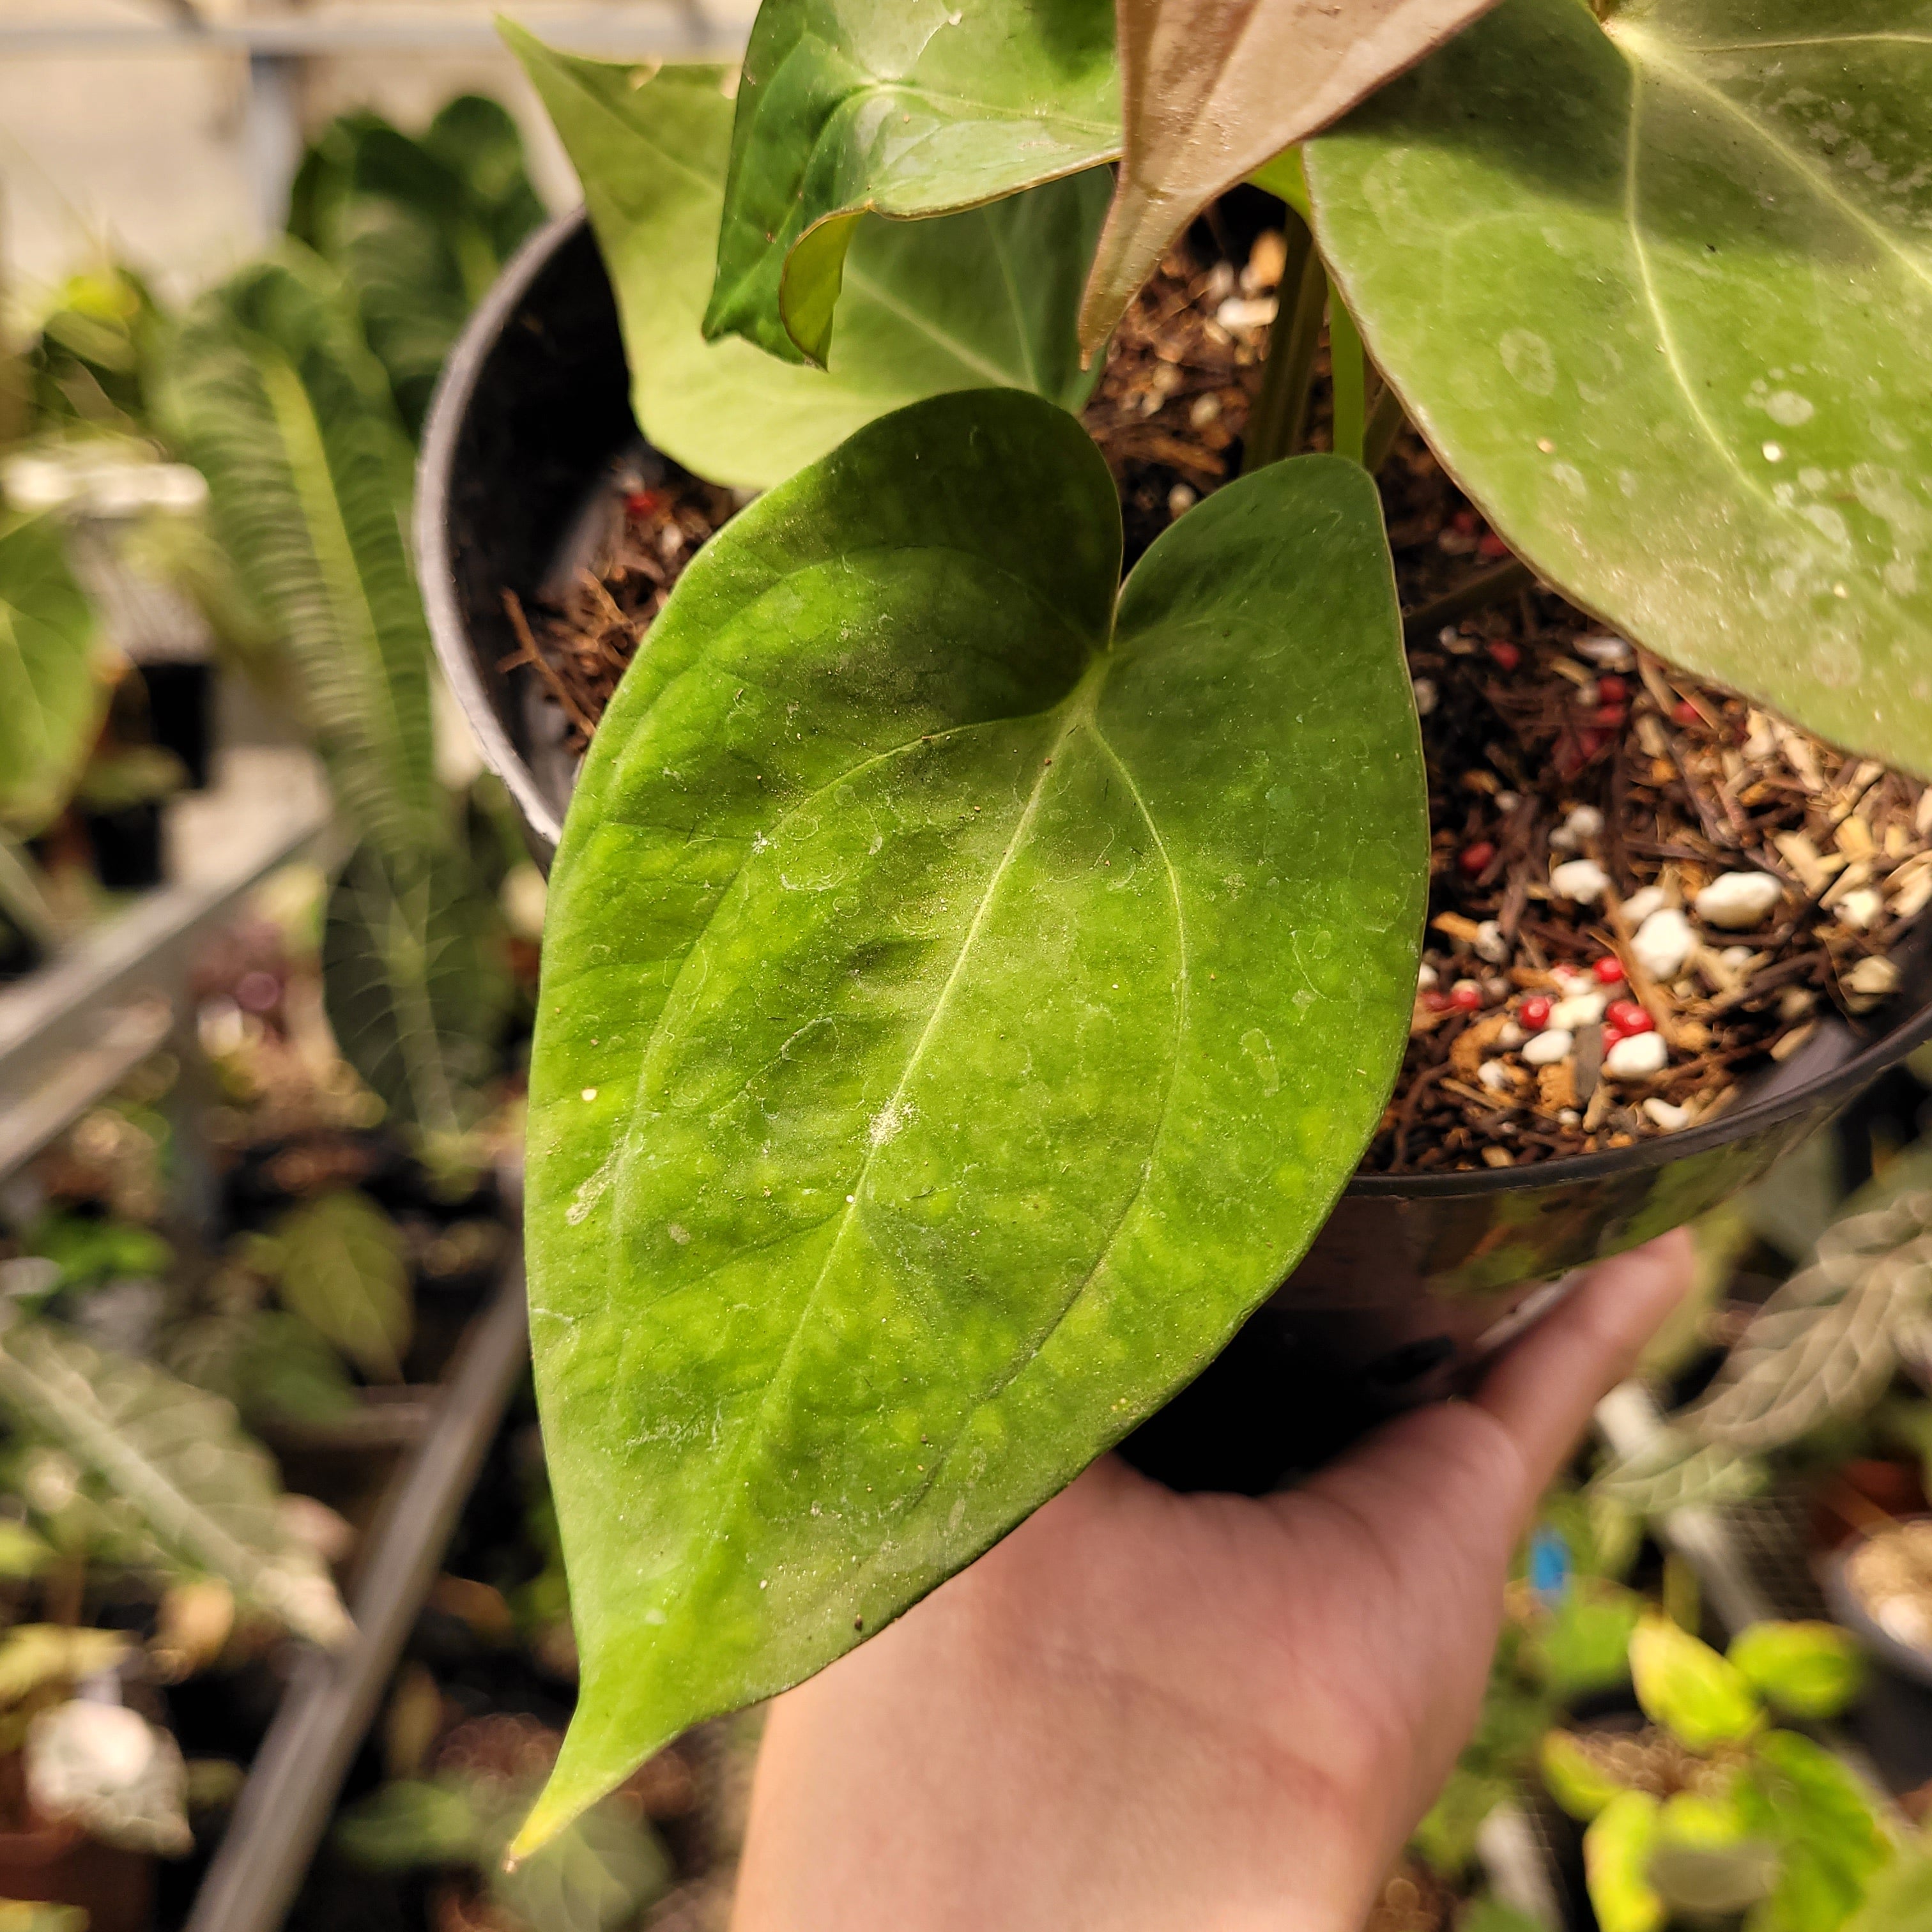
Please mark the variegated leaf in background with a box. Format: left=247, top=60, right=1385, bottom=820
left=1597, top=1192, right=1932, bottom=1515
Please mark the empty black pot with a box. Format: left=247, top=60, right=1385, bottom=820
left=418, top=212, right=1932, bottom=1486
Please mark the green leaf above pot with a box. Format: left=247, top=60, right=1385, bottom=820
left=516, top=388, right=1425, bottom=1850
left=0, top=511, right=105, bottom=838
left=703, top=0, right=1120, bottom=367
left=1306, top=0, right=1932, bottom=774
left=508, top=31, right=1111, bottom=491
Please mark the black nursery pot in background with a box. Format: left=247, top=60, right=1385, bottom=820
left=138, top=659, right=215, bottom=792
left=82, top=800, right=166, bottom=893
left=418, top=213, right=1932, bottom=1489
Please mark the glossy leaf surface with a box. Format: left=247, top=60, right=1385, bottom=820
left=510, top=33, right=1110, bottom=491
left=1081, top=0, right=1497, bottom=354
left=0, top=513, right=103, bottom=838
left=1307, top=0, right=1932, bottom=772
left=520, top=389, right=1423, bottom=1848
left=703, top=0, right=1119, bottom=366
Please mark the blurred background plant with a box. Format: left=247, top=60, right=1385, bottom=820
left=0, top=94, right=550, bottom=1177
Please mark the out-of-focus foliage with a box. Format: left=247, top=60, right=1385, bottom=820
left=157, top=249, right=509, bottom=1148
left=288, top=96, right=546, bottom=435
left=19, top=264, right=167, bottom=437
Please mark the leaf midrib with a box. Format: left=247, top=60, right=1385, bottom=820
left=853, top=716, right=1190, bottom=1562
left=840, top=255, right=1025, bottom=388
left=0, top=1331, right=275, bottom=1600
left=711, top=27, right=1117, bottom=326
left=651, top=654, right=1132, bottom=1602
left=1613, top=20, right=1932, bottom=294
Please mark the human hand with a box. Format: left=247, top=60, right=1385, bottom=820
left=731, top=1233, right=1692, bottom=1932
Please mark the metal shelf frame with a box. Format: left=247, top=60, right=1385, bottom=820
left=0, top=746, right=334, bottom=1188
left=0, top=4, right=752, bottom=57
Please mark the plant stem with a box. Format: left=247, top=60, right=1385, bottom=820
left=1328, top=296, right=1367, bottom=466
left=1241, top=211, right=1326, bottom=473
left=1400, top=556, right=1536, bottom=643
left=1363, top=381, right=1407, bottom=475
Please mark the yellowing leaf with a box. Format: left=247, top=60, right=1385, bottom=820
left=1542, top=1729, right=1631, bottom=1822
left=1649, top=1790, right=1778, bottom=1917
left=1079, top=0, right=1499, bottom=353
left=1630, top=1614, right=1762, bottom=1752
left=1728, top=1621, right=1865, bottom=1724
left=0, top=1626, right=127, bottom=1706
left=1584, top=1790, right=1666, bottom=1932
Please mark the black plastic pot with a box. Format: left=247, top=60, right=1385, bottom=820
left=82, top=799, right=166, bottom=893
left=138, top=659, right=215, bottom=792
left=418, top=212, right=1932, bottom=1486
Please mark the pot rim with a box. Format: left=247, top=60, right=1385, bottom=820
left=415, top=208, right=585, bottom=857
left=1821, top=1514, right=1932, bottom=1691
left=1349, top=990, right=1932, bottom=1198
left=419, top=207, right=1932, bottom=1208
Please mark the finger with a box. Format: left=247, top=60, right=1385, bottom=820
left=1471, top=1229, right=1694, bottom=1508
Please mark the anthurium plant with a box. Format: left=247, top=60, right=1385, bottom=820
left=503, top=0, right=1932, bottom=1849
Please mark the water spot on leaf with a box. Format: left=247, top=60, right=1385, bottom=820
left=1240, top=1027, right=1280, bottom=1096
left=1499, top=329, right=1556, bottom=397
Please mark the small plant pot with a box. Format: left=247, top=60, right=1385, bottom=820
left=135, top=659, right=215, bottom=792
left=418, top=214, right=1932, bottom=1483
left=0, top=1810, right=155, bottom=1932
left=1822, top=1512, right=1932, bottom=1692
left=81, top=800, right=167, bottom=893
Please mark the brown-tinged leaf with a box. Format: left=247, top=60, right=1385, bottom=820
left=1078, top=0, right=1499, bottom=353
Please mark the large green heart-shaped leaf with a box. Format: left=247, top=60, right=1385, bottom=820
left=516, top=388, right=1424, bottom=1850
left=1307, top=0, right=1932, bottom=772
left=703, top=0, right=1121, bottom=366
left=1080, top=0, right=1498, bottom=355
left=509, top=31, right=1110, bottom=491
left=0, top=512, right=105, bottom=838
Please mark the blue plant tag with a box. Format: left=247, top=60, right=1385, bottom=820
left=1528, top=1527, right=1571, bottom=1608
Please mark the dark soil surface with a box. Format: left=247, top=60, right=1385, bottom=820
left=505, top=217, right=1929, bottom=1174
